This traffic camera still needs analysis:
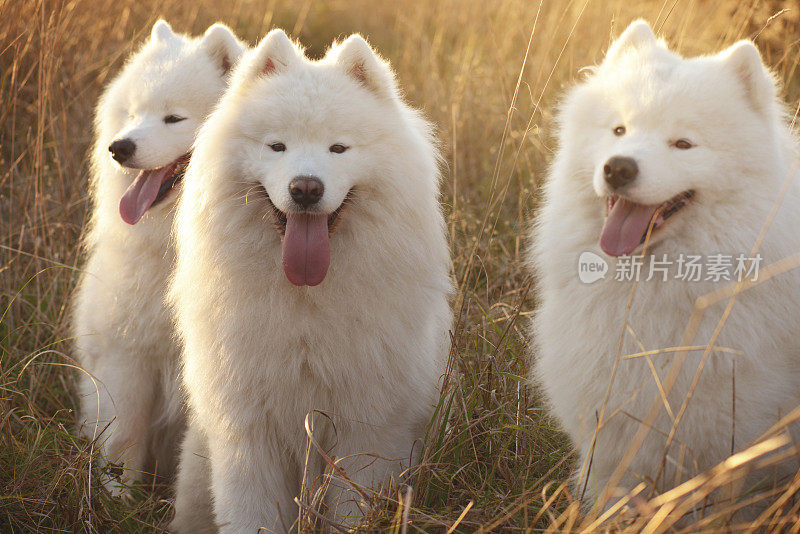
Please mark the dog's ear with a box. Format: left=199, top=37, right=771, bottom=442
left=604, top=20, right=658, bottom=63
left=151, top=20, right=178, bottom=43
left=201, top=23, right=244, bottom=75
left=243, top=29, right=303, bottom=80
left=328, top=35, right=397, bottom=99
left=718, top=41, right=777, bottom=114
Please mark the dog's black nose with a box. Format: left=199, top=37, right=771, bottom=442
left=289, top=176, right=324, bottom=208
left=109, top=139, right=136, bottom=164
left=603, top=156, right=638, bottom=189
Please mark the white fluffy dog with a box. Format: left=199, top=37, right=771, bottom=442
left=169, top=30, right=452, bottom=533
left=73, top=20, right=243, bottom=494
left=530, top=20, right=800, bottom=511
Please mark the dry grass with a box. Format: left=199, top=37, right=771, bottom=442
left=2, top=0, right=800, bottom=531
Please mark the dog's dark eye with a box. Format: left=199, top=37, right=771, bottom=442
left=270, top=142, right=286, bottom=152
left=329, top=144, right=348, bottom=154
left=164, top=115, right=186, bottom=124
left=674, top=139, right=694, bottom=150
left=613, top=125, right=626, bottom=136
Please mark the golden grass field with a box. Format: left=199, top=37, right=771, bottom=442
left=2, top=0, right=800, bottom=531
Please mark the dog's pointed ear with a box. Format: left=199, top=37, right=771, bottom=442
left=200, top=23, right=244, bottom=75
left=718, top=41, right=776, bottom=113
left=328, top=35, right=397, bottom=99
left=604, top=20, right=658, bottom=63
left=151, top=20, right=177, bottom=43
left=243, top=29, right=303, bottom=80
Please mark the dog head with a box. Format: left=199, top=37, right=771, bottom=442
left=558, top=20, right=781, bottom=257
left=100, top=20, right=243, bottom=224
left=217, top=30, right=415, bottom=286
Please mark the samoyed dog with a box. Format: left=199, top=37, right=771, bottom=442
left=73, top=20, right=243, bottom=494
left=530, top=20, right=800, bottom=512
left=169, top=30, right=452, bottom=533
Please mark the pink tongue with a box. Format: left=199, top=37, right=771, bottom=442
left=600, top=198, right=660, bottom=257
left=282, top=213, right=330, bottom=286
left=119, top=163, right=175, bottom=225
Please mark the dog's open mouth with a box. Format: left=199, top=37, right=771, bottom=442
left=264, top=191, right=353, bottom=287
left=119, top=153, right=190, bottom=225
left=600, top=190, right=694, bottom=257
left=264, top=192, right=351, bottom=237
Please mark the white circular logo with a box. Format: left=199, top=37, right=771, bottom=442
left=578, top=251, right=608, bottom=284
